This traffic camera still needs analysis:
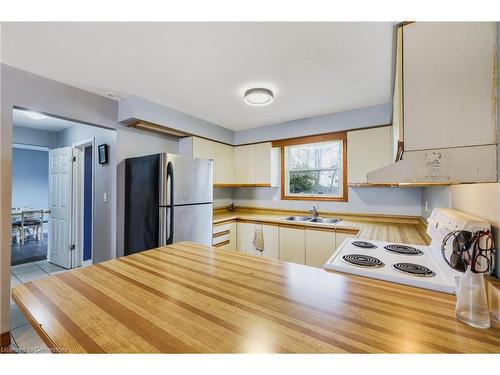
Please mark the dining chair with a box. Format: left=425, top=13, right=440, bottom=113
left=23, top=210, right=44, bottom=242
left=12, top=210, right=44, bottom=244
left=11, top=215, right=22, bottom=244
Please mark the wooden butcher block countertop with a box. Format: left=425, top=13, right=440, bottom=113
left=13, top=242, right=500, bottom=353
left=213, top=207, right=431, bottom=245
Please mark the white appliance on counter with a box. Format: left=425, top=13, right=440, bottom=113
left=323, top=208, right=491, bottom=294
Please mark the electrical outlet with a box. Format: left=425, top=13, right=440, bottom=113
left=103, top=192, right=108, bottom=202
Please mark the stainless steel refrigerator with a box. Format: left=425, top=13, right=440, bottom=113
left=124, top=153, right=213, bottom=255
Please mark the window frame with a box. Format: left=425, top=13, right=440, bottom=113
left=273, top=132, right=348, bottom=202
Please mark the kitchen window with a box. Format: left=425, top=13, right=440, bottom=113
left=274, top=132, right=347, bottom=201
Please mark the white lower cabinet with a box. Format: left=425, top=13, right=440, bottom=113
left=233, top=222, right=356, bottom=266
left=236, top=222, right=279, bottom=258
left=335, top=230, right=356, bottom=251
left=305, top=229, right=336, bottom=268
left=212, top=222, right=237, bottom=251
left=279, top=227, right=305, bottom=264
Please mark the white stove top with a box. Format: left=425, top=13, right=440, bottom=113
left=323, top=238, right=461, bottom=294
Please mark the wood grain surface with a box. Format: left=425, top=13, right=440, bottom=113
left=213, top=209, right=430, bottom=245
left=12, top=242, right=500, bottom=353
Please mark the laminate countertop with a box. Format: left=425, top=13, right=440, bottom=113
left=213, top=209, right=430, bottom=245
left=13, top=242, right=500, bottom=353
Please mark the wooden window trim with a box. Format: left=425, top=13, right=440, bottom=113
left=275, top=132, right=348, bottom=202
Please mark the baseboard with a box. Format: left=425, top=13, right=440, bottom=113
left=0, top=331, right=11, bottom=348
left=81, top=260, right=93, bottom=267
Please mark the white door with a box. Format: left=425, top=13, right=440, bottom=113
left=48, top=147, right=74, bottom=269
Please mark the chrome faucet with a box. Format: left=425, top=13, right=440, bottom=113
left=309, top=206, right=319, bottom=218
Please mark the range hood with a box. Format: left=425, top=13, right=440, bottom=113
left=366, top=22, right=498, bottom=186
left=367, top=145, right=498, bottom=185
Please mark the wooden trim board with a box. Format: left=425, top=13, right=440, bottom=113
left=277, top=132, right=348, bottom=202
left=214, top=183, right=272, bottom=188
left=213, top=230, right=230, bottom=238
left=0, top=332, right=10, bottom=348
left=213, top=219, right=237, bottom=226
left=213, top=240, right=230, bottom=248
left=271, top=131, right=347, bottom=148
left=349, top=182, right=451, bottom=188
left=226, top=206, right=423, bottom=224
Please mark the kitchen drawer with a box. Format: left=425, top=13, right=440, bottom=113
left=213, top=233, right=230, bottom=245
left=213, top=221, right=236, bottom=251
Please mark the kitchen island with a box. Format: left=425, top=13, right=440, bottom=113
left=12, top=241, right=500, bottom=353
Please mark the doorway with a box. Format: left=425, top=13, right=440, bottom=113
left=11, top=108, right=98, bottom=271
left=72, top=138, right=95, bottom=267
left=9, top=107, right=116, bottom=350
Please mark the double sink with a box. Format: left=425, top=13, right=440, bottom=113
left=284, top=216, right=341, bottom=225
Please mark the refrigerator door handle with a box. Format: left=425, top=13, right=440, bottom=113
left=166, top=161, right=174, bottom=245
left=158, top=207, right=167, bottom=246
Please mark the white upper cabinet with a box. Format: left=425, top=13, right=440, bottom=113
left=254, top=143, right=272, bottom=184
left=348, top=127, right=392, bottom=183
left=234, top=142, right=279, bottom=186
left=234, top=145, right=256, bottom=185
left=190, top=137, right=234, bottom=186
left=192, top=137, right=216, bottom=160
left=183, top=137, right=279, bottom=187
left=403, top=22, right=497, bottom=151
left=214, top=143, right=234, bottom=185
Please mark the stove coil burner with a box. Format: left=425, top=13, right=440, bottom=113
left=351, top=241, right=377, bottom=249
left=384, top=244, right=423, bottom=256
left=342, top=254, right=384, bottom=268
left=393, top=263, right=435, bottom=277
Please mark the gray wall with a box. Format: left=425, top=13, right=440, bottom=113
left=233, top=186, right=422, bottom=216
left=0, top=64, right=188, bottom=334
left=118, top=95, right=234, bottom=144
left=12, top=148, right=49, bottom=210
left=421, top=187, right=450, bottom=219
left=234, top=103, right=390, bottom=145
left=1, top=63, right=121, bottom=334
left=13, top=125, right=56, bottom=148
left=214, top=188, right=233, bottom=208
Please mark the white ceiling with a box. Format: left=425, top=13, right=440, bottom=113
left=13, top=108, right=77, bottom=131
left=2, top=22, right=394, bottom=131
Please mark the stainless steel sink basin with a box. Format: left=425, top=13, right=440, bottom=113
left=284, top=216, right=341, bottom=224
left=284, top=216, right=313, bottom=221
left=309, top=217, right=341, bottom=224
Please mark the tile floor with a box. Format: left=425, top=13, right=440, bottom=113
left=11, top=233, right=48, bottom=266
left=8, top=260, right=68, bottom=353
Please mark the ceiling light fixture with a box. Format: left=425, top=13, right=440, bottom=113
left=244, top=88, right=274, bottom=106
left=24, top=111, right=48, bottom=120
